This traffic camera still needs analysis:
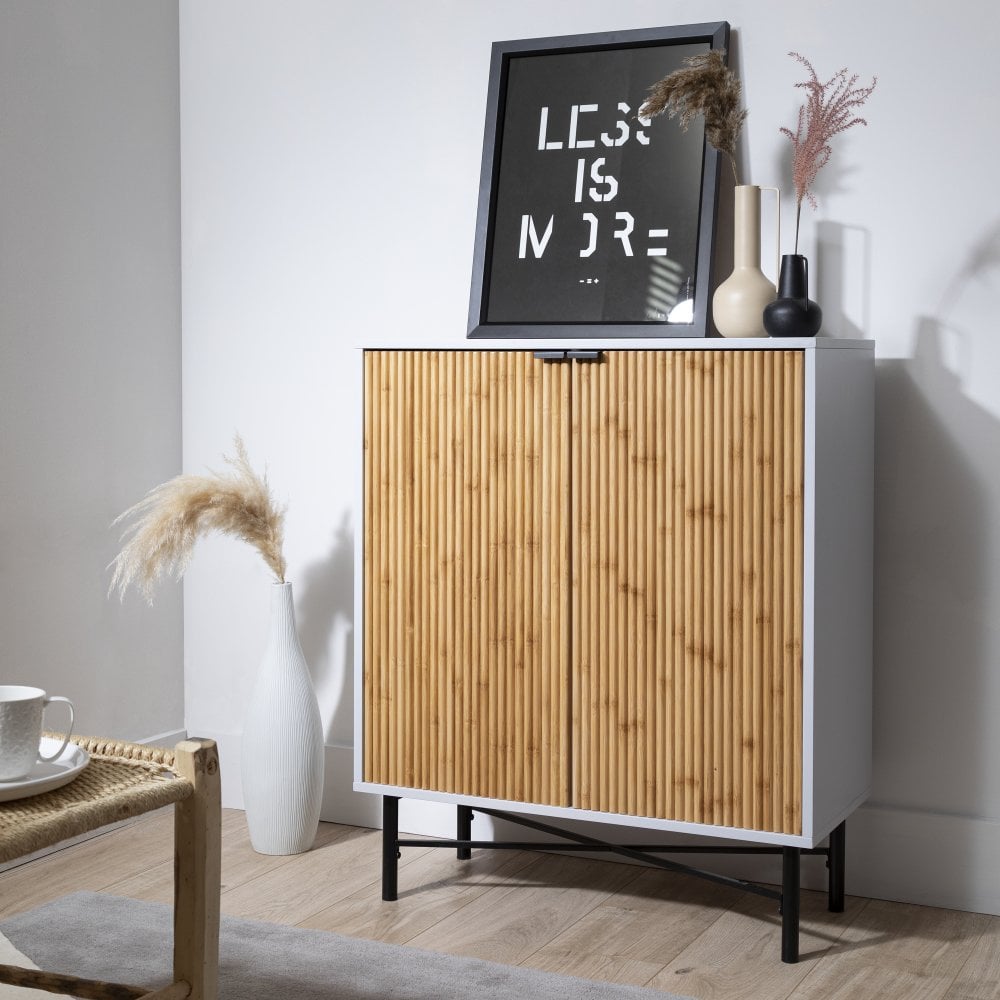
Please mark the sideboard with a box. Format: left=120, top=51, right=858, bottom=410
left=354, top=339, right=873, bottom=962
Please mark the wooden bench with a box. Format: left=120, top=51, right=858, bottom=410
left=0, top=736, right=220, bottom=1000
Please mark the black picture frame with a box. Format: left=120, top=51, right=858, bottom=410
left=467, top=22, right=729, bottom=340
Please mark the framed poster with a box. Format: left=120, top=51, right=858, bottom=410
left=467, top=22, right=729, bottom=339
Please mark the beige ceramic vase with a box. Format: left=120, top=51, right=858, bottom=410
left=712, top=185, right=777, bottom=338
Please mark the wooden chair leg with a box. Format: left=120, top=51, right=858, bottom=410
left=172, top=739, right=221, bottom=1000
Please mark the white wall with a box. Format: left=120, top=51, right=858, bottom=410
left=0, top=1, right=184, bottom=741
left=179, top=0, right=1000, bottom=912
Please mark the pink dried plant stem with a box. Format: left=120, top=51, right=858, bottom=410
left=781, top=52, right=876, bottom=254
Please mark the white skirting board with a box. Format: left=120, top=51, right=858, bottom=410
left=845, top=805, right=1000, bottom=917
left=209, top=739, right=1000, bottom=918
left=207, top=731, right=383, bottom=828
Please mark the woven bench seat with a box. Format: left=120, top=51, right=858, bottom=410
left=0, top=735, right=194, bottom=866
left=0, top=735, right=220, bottom=1000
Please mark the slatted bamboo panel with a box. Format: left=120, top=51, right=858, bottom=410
left=363, top=351, right=572, bottom=806
left=571, top=351, right=804, bottom=834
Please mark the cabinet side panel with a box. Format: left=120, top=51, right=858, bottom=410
left=572, top=350, right=803, bottom=834
left=808, top=346, right=874, bottom=839
left=363, top=350, right=571, bottom=806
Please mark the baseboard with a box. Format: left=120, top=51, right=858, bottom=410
left=206, top=739, right=1000, bottom=916
left=0, top=728, right=189, bottom=874
left=139, top=728, right=188, bottom=749
left=846, top=804, right=1000, bottom=916
left=200, top=733, right=382, bottom=828
left=322, top=750, right=1000, bottom=917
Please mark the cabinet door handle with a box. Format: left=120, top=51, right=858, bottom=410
left=533, top=351, right=568, bottom=362
left=567, top=350, right=604, bottom=362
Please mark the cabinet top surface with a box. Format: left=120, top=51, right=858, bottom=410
left=360, top=338, right=874, bottom=352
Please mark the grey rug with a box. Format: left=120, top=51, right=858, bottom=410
left=2, top=893, right=691, bottom=1000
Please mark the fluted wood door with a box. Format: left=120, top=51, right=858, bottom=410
left=363, top=351, right=572, bottom=806
left=571, top=351, right=804, bottom=834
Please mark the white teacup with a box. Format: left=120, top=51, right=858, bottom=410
left=0, top=685, right=75, bottom=781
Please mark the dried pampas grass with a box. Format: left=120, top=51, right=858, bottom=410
left=781, top=52, right=877, bottom=253
left=110, top=436, right=286, bottom=604
left=640, top=49, right=747, bottom=186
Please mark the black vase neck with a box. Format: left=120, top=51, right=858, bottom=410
left=778, top=254, right=809, bottom=300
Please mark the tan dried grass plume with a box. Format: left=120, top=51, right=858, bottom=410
left=110, top=436, right=286, bottom=604
left=640, top=49, right=747, bottom=185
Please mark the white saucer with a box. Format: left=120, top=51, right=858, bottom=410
left=0, top=738, right=90, bottom=803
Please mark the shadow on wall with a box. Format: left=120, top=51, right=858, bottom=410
left=873, top=219, right=1000, bottom=848
left=816, top=220, right=871, bottom=338
left=294, top=511, right=354, bottom=746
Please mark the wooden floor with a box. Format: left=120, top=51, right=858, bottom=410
left=1, top=809, right=998, bottom=999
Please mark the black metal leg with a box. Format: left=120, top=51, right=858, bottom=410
left=828, top=821, right=846, bottom=913
left=381, top=795, right=400, bottom=901
left=457, top=805, right=473, bottom=860
left=387, top=799, right=838, bottom=963
left=781, top=847, right=801, bottom=964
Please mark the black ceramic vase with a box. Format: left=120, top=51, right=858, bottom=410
left=763, top=254, right=822, bottom=337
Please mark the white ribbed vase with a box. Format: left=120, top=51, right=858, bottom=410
left=241, top=582, right=324, bottom=855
